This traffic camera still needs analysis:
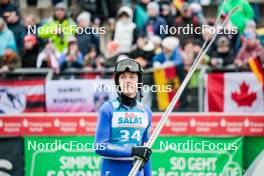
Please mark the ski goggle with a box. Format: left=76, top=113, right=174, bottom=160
left=114, top=59, right=143, bottom=73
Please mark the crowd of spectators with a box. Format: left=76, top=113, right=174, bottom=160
left=0, top=0, right=263, bottom=73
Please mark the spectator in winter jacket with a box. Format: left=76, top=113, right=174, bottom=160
left=134, top=0, right=149, bottom=29
left=142, top=2, right=167, bottom=39
left=58, top=36, right=83, bottom=70
left=235, top=32, right=264, bottom=67
left=38, top=2, right=77, bottom=53
left=0, top=47, right=21, bottom=73
left=4, top=9, right=25, bottom=54
left=21, top=35, right=39, bottom=68
left=153, top=37, right=183, bottom=67
left=76, top=12, right=100, bottom=57
left=218, top=0, right=254, bottom=33
left=113, top=6, right=137, bottom=55
left=0, top=17, right=16, bottom=55
left=209, top=36, right=235, bottom=68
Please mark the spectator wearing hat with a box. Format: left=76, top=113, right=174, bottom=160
left=235, top=32, right=264, bottom=67
left=209, top=36, right=235, bottom=68
left=142, top=1, right=167, bottom=39
left=0, top=47, right=21, bottom=73
left=76, top=12, right=100, bottom=57
left=152, top=36, right=183, bottom=67
left=113, top=6, right=137, bottom=55
left=58, top=36, right=83, bottom=70
left=21, top=35, right=39, bottom=68
left=38, top=2, right=77, bottom=53
left=0, top=17, right=16, bottom=56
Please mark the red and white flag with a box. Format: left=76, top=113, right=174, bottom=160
left=205, top=72, right=264, bottom=112
left=0, top=80, right=45, bottom=114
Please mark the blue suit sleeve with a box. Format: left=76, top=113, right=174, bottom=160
left=142, top=106, right=152, bottom=144
left=95, top=102, right=132, bottom=157
left=143, top=106, right=152, bottom=176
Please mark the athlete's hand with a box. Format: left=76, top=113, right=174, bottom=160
left=131, top=146, right=152, bottom=162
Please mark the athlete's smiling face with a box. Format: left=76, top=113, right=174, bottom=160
left=118, top=71, right=138, bottom=98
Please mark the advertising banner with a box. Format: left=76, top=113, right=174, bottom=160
left=45, top=79, right=117, bottom=112
left=1, top=114, right=264, bottom=136
left=24, top=136, right=101, bottom=176
left=24, top=136, right=243, bottom=176
left=0, top=80, right=45, bottom=114
left=151, top=136, right=243, bottom=176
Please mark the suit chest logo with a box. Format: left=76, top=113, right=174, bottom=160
left=112, top=112, right=148, bottom=128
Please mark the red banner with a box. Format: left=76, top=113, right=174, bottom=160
left=1, top=113, right=264, bottom=136
left=0, top=80, right=45, bottom=113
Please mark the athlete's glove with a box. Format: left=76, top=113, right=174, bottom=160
left=131, top=146, right=152, bottom=171
left=131, top=146, right=152, bottom=162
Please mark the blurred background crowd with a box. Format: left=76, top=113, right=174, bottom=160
left=0, top=0, right=263, bottom=72
left=0, top=0, right=264, bottom=111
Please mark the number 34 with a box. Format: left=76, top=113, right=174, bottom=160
left=120, top=130, right=141, bottom=142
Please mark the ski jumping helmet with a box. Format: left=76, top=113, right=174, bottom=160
left=114, top=59, right=144, bottom=100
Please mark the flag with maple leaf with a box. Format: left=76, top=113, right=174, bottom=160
left=205, top=72, right=264, bottom=112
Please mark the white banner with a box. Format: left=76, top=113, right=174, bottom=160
left=46, top=79, right=117, bottom=112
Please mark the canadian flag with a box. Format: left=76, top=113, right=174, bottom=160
left=205, top=72, right=264, bottom=112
